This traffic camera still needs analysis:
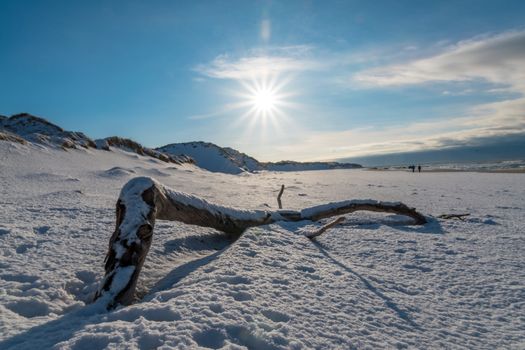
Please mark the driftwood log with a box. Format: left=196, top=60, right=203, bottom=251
left=94, top=177, right=427, bottom=309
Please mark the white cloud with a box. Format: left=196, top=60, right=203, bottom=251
left=194, top=45, right=321, bottom=80
left=353, top=30, right=525, bottom=90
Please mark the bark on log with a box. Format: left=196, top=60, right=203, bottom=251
left=94, top=176, right=427, bottom=309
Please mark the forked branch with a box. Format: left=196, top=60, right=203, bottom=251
left=94, top=177, right=427, bottom=309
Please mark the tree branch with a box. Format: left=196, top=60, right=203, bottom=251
left=305, top=217, right=345, bottom=239
left=277, top=184, right=285, bottom=209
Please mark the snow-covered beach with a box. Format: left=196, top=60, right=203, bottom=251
left=3, top=0, right=525, bottom=347
left=1, top=142, right=524, bottom=349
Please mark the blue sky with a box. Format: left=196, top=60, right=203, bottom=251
left=1, top=0, right=524, bottom=161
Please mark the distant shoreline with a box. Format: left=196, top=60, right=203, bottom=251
left=366, top=167, right=525, bottom=174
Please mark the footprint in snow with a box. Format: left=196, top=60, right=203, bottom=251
left=5, top=299, right=51, bottom=318
left=295, top=265, right=316, bottom=273
left=193, top=329, right=226, bottom=349
left=33, top=225, right=51, bottom=234
left=209, top=303, right=224, bottom=314
left=262, top=309, right=290, bottom=322
left=16, top=243, right=34, bottom=254
left=1, top=274, right=39, bottom=283
left=215, top=275, right=251, bottom=285
left=402, top=264, right=433, bottom=273
left=231, top=291, right=253, bottom=301
left=244, top=249, right=257, bottom=257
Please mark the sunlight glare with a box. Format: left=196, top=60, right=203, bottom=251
left=226, top=72, right=301, bottom=143
left=252, top=87, right=277, bottom=112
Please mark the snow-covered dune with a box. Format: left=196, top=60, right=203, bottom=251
left=158, top=141, right=362, bottom=174
left=1, top=113, right=95, bottom=149
left=0, top=140, right=524, bottom=349
left=0, top=113, right=193, bottom=165
left=158, top=142, right=260, bottom=174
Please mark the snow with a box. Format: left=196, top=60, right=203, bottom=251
left=299, top=199, right=403, bottom=219
left=0, top=113, right=94, bottom=149
left=118, top=177, right=157, bottom=242
left=158, top=142, right=258, bottom=174
left=158, top=141, right=361, bottom=175
left=1, top=140, right=525, bottom=349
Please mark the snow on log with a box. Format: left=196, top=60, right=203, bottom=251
left=300, top=199, right=427, bottom=224
left=94, top=176, right=427, bottom=309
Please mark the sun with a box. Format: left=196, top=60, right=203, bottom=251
left=238, top=76, right=290, bottom=120
left=252, top=87, right=277, bottom=112
left=227, top=73, right=297, bottom=139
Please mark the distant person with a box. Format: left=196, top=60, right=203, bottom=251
left=418, top=165, right=421, bottom=173
left=409, top=165, right=415, bottom=172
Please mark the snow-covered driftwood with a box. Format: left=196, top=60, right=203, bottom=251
left=95, top=176, right=427, bottom=308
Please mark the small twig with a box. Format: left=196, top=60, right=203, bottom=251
left=277, top=184, right=285, bottom=209
left=306, top=217, right=345, bottom=239
left=438, top=213, right=470, bottom=220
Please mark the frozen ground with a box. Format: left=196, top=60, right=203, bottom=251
left=0, top=141, right=524, bottom=349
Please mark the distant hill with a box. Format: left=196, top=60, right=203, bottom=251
left=1, top=113, right=361, bottom=174
left=158, top=141, right=362, bottom=174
